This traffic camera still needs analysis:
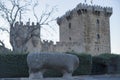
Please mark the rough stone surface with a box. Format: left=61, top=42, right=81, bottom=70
left=0, top=75, right=120, bottom=80
left=40, top=3, right=112, bottom=56
left=27, top=52, right=79, bottom=79
left=57, top=3, right=112, bottom=55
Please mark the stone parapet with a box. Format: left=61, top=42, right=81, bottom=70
left=57, top=3, right=112, bottom=25
left=14, top=22, right=40, bottom=27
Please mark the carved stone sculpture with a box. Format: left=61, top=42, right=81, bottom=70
left=27, top=52, right=79, bottom=79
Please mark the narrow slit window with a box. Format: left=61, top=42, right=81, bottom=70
left=97, top=19, right=99, bottom=24
left=96, top=19, right=100, bottom=32
left=97, top=34, right=100, bottom=39
left=69, top=37, right=71, bottom=40
left=69, top=23, right=71, bottom=29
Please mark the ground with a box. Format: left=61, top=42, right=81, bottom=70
left=0, top=75, right=120, bottom=80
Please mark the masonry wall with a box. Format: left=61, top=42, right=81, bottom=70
left=13, top=4, right=112, bottom=56
left=83, top=6, right=112, bottom=55
left=55, top=42, right=85, bottom=53
left=57, top=3, right=112, bottom=55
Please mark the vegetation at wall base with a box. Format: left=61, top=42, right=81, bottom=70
left=66, top=52, right=92, bottom=75
left=0, top=52, right=120, bottom=78
left=43, top=69, right=62, bottom=77
left=0, top=52, right=29, bottom=78
left=92, top=53, right=120, bottom=74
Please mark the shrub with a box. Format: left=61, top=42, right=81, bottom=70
left=1, top=52, right=119, bottom=78
left=66, top=52, right=92, bottom=75
left=43, top=69, right=62, bottom=77
left=92, top=56, right=108, bottom=74
left=92, top=53, right=120, bottom=74
left=0, top=52, right=29, bottom=78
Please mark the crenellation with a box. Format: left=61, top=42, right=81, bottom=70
left=93, top=6, right=104, bottom=12
left=20, top=21, right=23, bottom=26
left=65, top=11, right=71, bottom=17
left=58, top=4, right=113, bottom=21
left=66, top=11, right=73, bottom=21
left=26, top=22, right=30, bottom=26
left=87, top=5, right=93, bottom=12
left=105, top=7, right=113, bottom=14
left=14, top=22, right=41, bottom=28
left=32, top=22, right=34, bottom=26
left=42, top=40, right=54, bottom=46
left=36, top=22, right=39, bottom=25
left=76, top=3, right=88, bottom=10
left=50, top=40, right=54, bottom=44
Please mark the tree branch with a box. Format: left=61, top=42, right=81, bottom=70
left=0, top=27, right=10, bottom=33
left=33, top=2, right=39, bottom=22
left=0, top=40, right=5, bottom=48
left=39, top=6, right=56, bottom=25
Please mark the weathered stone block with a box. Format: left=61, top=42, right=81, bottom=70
left=27, top=52, right=79, bottom=79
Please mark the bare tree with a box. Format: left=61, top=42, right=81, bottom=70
left=0, top=0, right=31, bottom=51
left=0, top=0, right=57, bottom=52
left=32, top=1, right=57, bottom=36
left=0, top=27, right=9, bottom=33
left=0, top=40, right=5, bottom=48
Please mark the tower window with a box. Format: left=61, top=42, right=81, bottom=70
left=97, top=34, right=100, bottom=39
left=96, top=19, right=100, bottom=32
left=69, top=23, right=71, bottom=29
left=77, top=9, right=81, bottom=15
left=94, top=11, right=100, bottom=16
left=96, top=19, right=99, bottom=24
left=69, top=37, right=71, bottom=40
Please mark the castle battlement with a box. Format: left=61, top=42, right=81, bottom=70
left=42, top=40, right=54, bottom=45
left=93, top=6, right=104, bottom=12
left=14, top=22, right=40, bottom=27
left=76, top=3, right=88, bottom=10
left=105, top=7, right=113, bottom=13
left=57, top=3, right=112, bottom=25
left=73, top=3, right=112, bottom=14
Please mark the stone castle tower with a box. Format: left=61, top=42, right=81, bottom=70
left=57, top=3, right=112, bottom=55
left=12, top=3, right=112, bottom=56
left=12, top=22, right=41, bottom=53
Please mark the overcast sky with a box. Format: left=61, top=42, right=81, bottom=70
left=0, top=0, right=120, bottom=54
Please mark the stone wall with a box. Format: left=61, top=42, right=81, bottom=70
left=55, top=42, right=85, bottom=53
left=12, top=22, right=41, bottom=53
left=11, top=3, right=112, bottom=56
